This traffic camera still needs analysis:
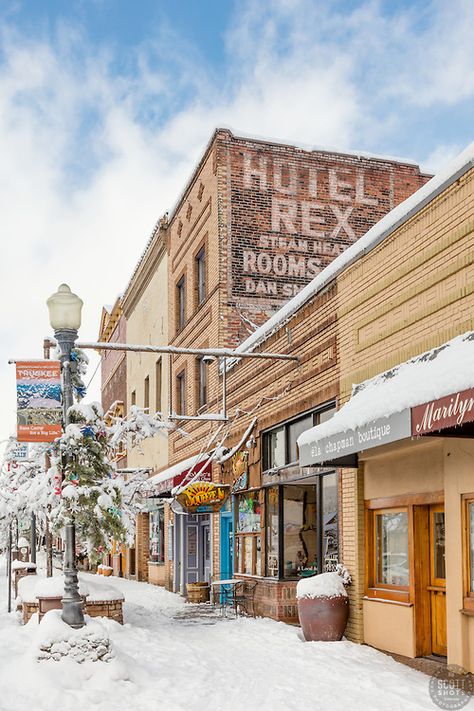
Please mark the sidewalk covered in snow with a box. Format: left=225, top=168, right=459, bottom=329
left=0, top=561, right=444, bottom=711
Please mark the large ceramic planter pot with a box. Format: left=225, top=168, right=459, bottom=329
left=297, top=594, right=349, bottom=641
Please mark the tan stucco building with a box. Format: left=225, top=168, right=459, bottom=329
left=121, top=216, right=172, bottom=588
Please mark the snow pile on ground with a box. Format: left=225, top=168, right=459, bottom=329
left=18, top=574, right=89, bottom=603
left=296, top=572, right=348, bottom=599
left=0, top=558, right=441, bottom=711
left=32, top=610, right=114, bottom=663
left=17, top=572, right=123, bottom=603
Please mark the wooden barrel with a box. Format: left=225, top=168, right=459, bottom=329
left=186, top=582, right=210, bottom=603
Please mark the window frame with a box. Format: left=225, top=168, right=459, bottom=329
left=149, top=506, right=165, bottom=564
left=366, top=506, right=411, bottom=603
left=144, top=375, right=150, bottom=412
left=196, top=356, right=208, bottom=409
left=462, top=494, right=474, bottom=612
left=176, top=370, right=186, bottom=416
left=176, top=275, right=186, bottom=331
left=155, top=358, right=162, bottom=413
left=195, top=245, right=206, bottom=306
left=262, top=402, right=336, bottom=472
left=234, top=491, right=262, bottom=576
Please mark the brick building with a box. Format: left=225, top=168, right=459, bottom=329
left=155, top=128, right=428, bottom=597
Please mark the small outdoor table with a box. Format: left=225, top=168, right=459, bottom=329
left=210, top=578, right=241, bottom=614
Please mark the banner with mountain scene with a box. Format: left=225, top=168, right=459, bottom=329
left=16, top=361, right=62, bottom=442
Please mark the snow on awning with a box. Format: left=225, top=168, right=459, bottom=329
left=148, top=453, right=213, bottom=496
left=298, top=331, right=474, bottom=467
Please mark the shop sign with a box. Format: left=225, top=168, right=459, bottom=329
left=412, top=387, right=474, bottom=436
left=299, top=409, right=411, bottom=467
left=16, top=361, right=62, bottom=442
left=176, top=481, right=231, bottom=514
left=231, top=451, right=248, bottom=492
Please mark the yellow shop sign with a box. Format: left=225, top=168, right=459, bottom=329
left=176, top=481, right=231, bottom=514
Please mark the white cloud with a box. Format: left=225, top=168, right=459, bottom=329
left=0, top=0, right=473, bottom=445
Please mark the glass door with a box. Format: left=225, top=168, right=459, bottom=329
left=429, top=504, right=447, bottom=656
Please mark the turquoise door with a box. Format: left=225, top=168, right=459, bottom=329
left=220, top=512, right=233, bottom=580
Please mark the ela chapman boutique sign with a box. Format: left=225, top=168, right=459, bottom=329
left=176, top=482, right=231, bottom=514
left=298, top=410, right=412, bottom=467
left=412, top=387, right=474, bottom=435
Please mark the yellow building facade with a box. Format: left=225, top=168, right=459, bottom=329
left=301, top=152, right=474, bottom=667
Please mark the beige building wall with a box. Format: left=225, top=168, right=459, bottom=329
left=358, top=438, right=474, bottom=670
left=443, top=438, right=474, bottom=672
left=125, top=245, right=169, bottom=474
left=335, top=166, right=474, bottom=644
left=338, top=167, right=474, bottom=405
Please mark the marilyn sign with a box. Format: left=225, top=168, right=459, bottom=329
left=298, top=410, right=411, bottom=467
left=412, top=387, right=474, bottom=435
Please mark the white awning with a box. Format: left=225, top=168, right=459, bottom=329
left=298, top=331, right=474, bottom=467
left=148, top=453, right=212, bottom=495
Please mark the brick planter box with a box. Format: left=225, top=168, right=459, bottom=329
left=22, top=597, right=124, bottom=625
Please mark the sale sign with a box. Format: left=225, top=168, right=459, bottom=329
left=16, top=361, right=62, bottom=442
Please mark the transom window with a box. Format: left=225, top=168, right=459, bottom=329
left=263, top=403, right=336, bottom=471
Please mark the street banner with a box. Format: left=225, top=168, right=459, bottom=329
left=16, top=361, right=62, bottom=442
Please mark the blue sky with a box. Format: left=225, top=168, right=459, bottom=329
left=0, top=0, right=473, bottom=442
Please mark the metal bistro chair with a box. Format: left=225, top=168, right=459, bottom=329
left=231, top=580, right=258, bottom=618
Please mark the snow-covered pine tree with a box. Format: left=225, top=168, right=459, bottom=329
left=49, top=402, right=127, bottom=564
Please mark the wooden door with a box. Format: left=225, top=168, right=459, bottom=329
left=429, top=504, right=447, bottom=656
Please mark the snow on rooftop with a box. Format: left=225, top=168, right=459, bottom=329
left=232, top=142, right=474, bottom=361
left=148, top=452, right=211, bottom=486
left=297, top=331, right=474, bottom=447
left=219, top=125, right=421, bottom=166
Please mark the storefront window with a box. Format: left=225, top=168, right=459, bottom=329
left=323, top=472, right=339, bottom=570
left=235, top=492, right=262, bottom=576
left=375, top=510, right=409, bottom=587
left=237, top=491, right=261, bottom=532
left=468, top=501, right=474, bottom=593
left=283, top=486, right=317, bottom=578
left=265, top=487, right=279, bottom=577
left=149, top=507, right=165, bottom=563
left=264, top=474, right=339, bottom=579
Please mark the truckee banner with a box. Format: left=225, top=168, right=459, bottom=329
left=16, top=361, right=62, bottom=442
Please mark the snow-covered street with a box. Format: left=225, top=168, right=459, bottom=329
left=0, top=563, right=442, bottom=711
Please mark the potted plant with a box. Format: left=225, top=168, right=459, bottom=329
left=296, top=564, right=351, bottom=642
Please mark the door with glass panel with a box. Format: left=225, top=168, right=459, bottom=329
left=429, top=504, right=447, bottom=656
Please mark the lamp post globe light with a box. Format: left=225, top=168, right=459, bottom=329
left=47, top=284, right=85, bottom=629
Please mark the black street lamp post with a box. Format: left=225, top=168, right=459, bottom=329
left=47, top=284, right=85, bottom=629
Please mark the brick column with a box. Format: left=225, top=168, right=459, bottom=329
left=135, top=513, right=150, bottom=582
left=341, top=465, right=365, bottom=643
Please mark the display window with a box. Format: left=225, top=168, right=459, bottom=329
left=149, top=507, right=165, bottom=563
left=462, top=495, right=474, bottom=611
left=235, top=492, right=262, bottom=576
left=366, top=506, right=410, bottom=602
